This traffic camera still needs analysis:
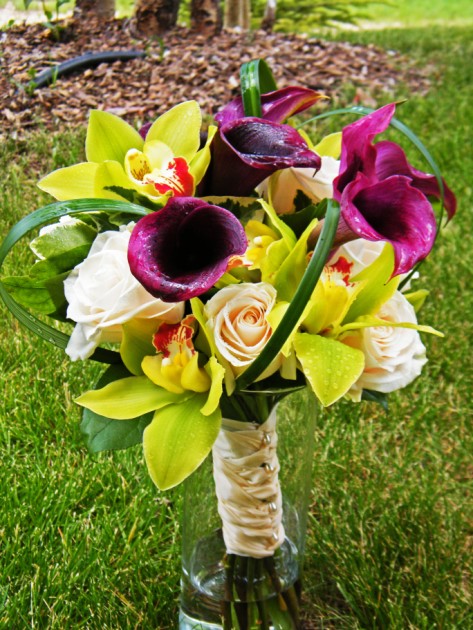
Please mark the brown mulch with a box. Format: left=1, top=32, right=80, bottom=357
left=0, top=18, right=431, bottom=138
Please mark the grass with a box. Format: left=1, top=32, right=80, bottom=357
left=1, top=18, right=472, bottom=630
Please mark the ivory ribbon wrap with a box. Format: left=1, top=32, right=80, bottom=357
left=212, top=406, right=285, bottom=558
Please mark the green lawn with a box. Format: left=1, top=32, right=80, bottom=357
left=1, top=18, right=472, bottom=630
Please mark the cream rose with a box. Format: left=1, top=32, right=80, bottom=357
left=204, top=282, right=280, bottom=378
left=257, top=155, right=340, bottom=214
left=347, top=291, right=427, bottom=398
left=332, top=239, right=419, bottom=289
left=64, top=224, right=184, bottom=360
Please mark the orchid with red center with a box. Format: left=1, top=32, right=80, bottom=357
left=127, top=197, right=248, bottom=302
left=331, top=103, right=457, bottom=276
left=38, top=101, right=213, bottom=207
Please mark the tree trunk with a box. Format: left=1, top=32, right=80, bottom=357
left=224, top=0, right=250, bottom=30
left=190, top=0, right=222, bottom=35
left=261, top=0, right=276, bottom=31
left=133, top=0, right=180, bottom=36
left=73, top=0, right=115, bottom=20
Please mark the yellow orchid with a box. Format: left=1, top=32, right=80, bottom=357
left=142, top=315, right=211, bottom=395
left=38, top=102, right=216, bottom=207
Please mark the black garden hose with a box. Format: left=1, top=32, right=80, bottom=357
left=29, top=50, right=147, bottom=90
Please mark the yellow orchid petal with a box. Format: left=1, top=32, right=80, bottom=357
left=181, top=353, right=211, bottom=393
left=142, top=355, right=185, bottom=394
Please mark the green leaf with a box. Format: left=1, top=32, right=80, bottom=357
left=38, top=162, right=99, bottom=201
left=80, top=364, right=153, bottom=452
left=86, top=110, right=144, bottom=163
left=143, top=394, right=221, bottom=490
left=361, top=389, right=388, bottom=410
left=0, top=198, right=147, bottom=363
left=294, top=333, right=364, bottom=407
left=1, top=272, right=68, bottom=314
left=30, top=217, right=96, bottom=261
left=281, top=199, right=326, bottom=236
left=145, top=101, right=201, bottom=162
left=75, top=375, right=184, bottom=419
left=203, top=195, right=264, bottom=225
left=240, top=59, right=278, bottom=117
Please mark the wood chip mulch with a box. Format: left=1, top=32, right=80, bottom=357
left=0, top=18, right=431, bottom=138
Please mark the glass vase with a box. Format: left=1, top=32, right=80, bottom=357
left=179, top=386, right=317, bottom=629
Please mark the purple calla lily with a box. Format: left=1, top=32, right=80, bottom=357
left=201, top=117, right=321, bottom=197
left=215, top=86, right=325, bottom=127
left=331, top=103, right=457, bottom=276
left=128, top=197, right=247, bottom=302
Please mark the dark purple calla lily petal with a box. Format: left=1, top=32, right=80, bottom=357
left=138, top=121, right=152, bottom=140
left=128, top=197, right=247, bottom=302
left=201, top=117, right=321, bottom=196
left=375, top=141, right=457, bottom=220
left=334, top=103, right=396, bottom=195
left=215, top=87, right=325, bottom=127
left=341, top=173, right=437, bottom=276
left=330, top=103, right=456, bottom=275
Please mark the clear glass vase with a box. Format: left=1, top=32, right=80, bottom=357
left=179, top=387, right=317, bottom=630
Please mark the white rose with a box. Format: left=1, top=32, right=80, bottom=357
left=64, top=225, right=184, bottom=360
left=333, top=239, right=419, bottom=288
left=348, top=291, right=427, bottom=398
left=332, top=239, right=386, bottom=277
left=257, top=156, right=340, bottom=214
left=204, top=282, right=280, bottom=378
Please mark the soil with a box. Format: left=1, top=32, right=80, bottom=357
left=0, top=18, right=432, bottom=140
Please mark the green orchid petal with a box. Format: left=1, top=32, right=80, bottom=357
left=95, top=161, right=141, bottom=199
left=343, top=243, right=400, bottom=323
left=145, top=101, right=201, bottom=162
left=191, top=297, right=217, bottom=356
left=314, top=132, right=342, bottom=158
left=260, top=238, right=291, bottom=285
left=294, top=333, right=365, bottom=407
left=201, top=356, right=225, bottom=416
left=38, top=162, right=99, bottom=200
left=143, top=393, right=221, bottom=490
left=339, top=315, right=444, bottom=337
left=189, top=125, right=218, bottom=185
left=303, top=277, right=366, bottom=336
left=120, top=319, right=159, bottom=376
left=75, top=376, right=183, bottom=419
left=86, top=110, right=144, bottom=163
left=259, top=199, right=297, bottom=248
left=404, top=289, right=429, bottom=313
left=274, top=217, right=319, bottom=301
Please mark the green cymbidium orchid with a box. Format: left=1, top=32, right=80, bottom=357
left=38, top=101, right=214, bottom=207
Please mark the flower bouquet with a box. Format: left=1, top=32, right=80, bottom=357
left=0, top=60, right=456, bottom=629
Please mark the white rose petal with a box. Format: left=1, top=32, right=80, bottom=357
left=64, top=224, right=184, bottom=360
left=257, top=156, right=340, bottom=214
left=349, top=291, right=427, bottom=397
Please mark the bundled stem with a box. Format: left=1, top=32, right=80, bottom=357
left=220, top=553, right=301, bottom=629
left=214, top=390, right=304, bottom=629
